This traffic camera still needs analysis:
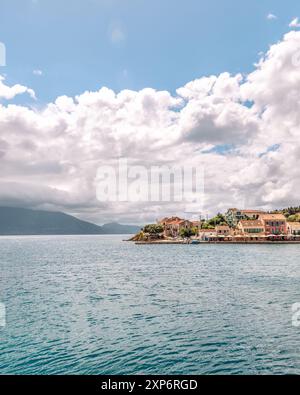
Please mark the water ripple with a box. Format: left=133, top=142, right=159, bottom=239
left=1, top=236, right=300, bottom=374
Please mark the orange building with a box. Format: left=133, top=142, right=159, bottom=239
left=158, top=217, right=193, bottom=238
left=215, top=225, right=231, bottom=236
left=258, top=214, right=287, bottom=235
left=237, top=220, right=265, bottom=236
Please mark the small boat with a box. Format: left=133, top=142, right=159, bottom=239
left=190, top=239, right=200, bottom=245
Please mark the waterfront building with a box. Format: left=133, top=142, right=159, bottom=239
left=199, top=228, right=217, bottom=241
left=215, top=225, right=231, bottom=236
left=225, top=208, right=265, bottom=227
left=225, top=208, right=243, bottom=227
left=237, top=220, right=265, bottom=236
left=287, top=222, right=300, bottom=237
left=258, top=213, right=287, bottom=235
left=158, top=217, right=193, bottom=238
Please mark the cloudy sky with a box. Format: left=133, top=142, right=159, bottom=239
left=1, top=0, right=300, bottom=224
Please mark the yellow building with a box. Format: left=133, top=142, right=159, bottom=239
left=237, top=220, right=265, bottom=236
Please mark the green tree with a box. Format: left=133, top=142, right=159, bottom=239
left=180, top=227, right=197, bottom=239
left=202, top=213, right=228, bottom=228
left=272, top=206, right=300, bottom=218
left=201, top=222, right=215, bottom=229
left=143, top=224, right=164, bottom=235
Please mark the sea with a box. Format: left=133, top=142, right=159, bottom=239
left=0, top=235, right=300, bottom=374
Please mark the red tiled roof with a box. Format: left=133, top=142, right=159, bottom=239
left=259, top=214, right=286, bottom=221
left=160, top=216, right=184, bottom=224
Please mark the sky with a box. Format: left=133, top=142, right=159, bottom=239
left=1, top=0, right=300, bottom=224
left=1, top=0, right=300, bottom=102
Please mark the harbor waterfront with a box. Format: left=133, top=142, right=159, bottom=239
left=131, top=209, right=300, bottom=244
left=135, top=240, right=300, bottom=245
left=1, top=235, right=300, bottom=375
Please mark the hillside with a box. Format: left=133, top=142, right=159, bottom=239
left=272, top=206, right=300, bottom=221
left=0, top=207, right=139, bottom=235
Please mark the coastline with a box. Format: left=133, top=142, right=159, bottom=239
left=135, top=240, right=300, bottom=245
left=134, top=211, right=300, bottom=245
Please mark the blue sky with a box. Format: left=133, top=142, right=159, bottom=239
left=1, top=0, right=300, bottom=103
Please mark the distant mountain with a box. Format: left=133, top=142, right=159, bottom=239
left=0, top=207, right=140, bottom=235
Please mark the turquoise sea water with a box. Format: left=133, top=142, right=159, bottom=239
left=0, top=235, right=300, bottom=375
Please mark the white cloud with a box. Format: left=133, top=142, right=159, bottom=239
left=267, top=13, right=277, bottom=20
left=1, top=31, right=300, bottom=223
left=33, top=69, right=43, bottom=76
left=0, top=75, right=36, bottom=100
left=289, top=17, right=300, bottom=28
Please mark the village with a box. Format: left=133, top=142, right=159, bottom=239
left=132, top=208, right=300, bottom=244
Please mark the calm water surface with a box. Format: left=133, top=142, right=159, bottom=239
left=0, top=235, right=300, bottom=374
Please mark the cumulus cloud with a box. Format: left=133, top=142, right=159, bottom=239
left=0, top=75, right=36, bottom=100
left=1, top=31, right=300, bottom=223
left=267, top=13, right=277, bottom=20
left=289, top=17, right=300, bottom=28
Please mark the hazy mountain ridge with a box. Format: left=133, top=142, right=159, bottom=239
left=0, top=207, right=140, bottom=235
